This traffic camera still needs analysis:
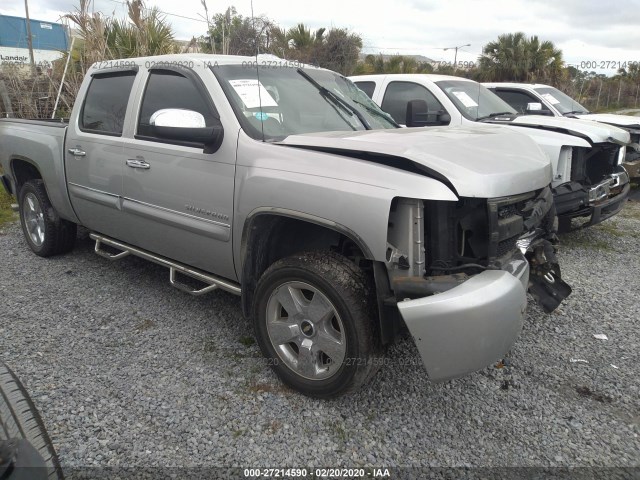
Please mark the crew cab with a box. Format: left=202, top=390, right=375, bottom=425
left=484, top=82, right=640, bottom=178
left=351, top=74, right=631, bottom=232
left=0, top=55, right=570, bottom=397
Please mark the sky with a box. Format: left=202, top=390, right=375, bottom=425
left=3, top=0, right=640, bottom=74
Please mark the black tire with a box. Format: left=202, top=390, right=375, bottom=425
left=18, top=180, right=76, bottom=257
left=252, top=251, right=383, bottom=398
left=0, top=362, right=64, bottom=479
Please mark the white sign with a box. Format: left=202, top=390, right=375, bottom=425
left=0, top=46, right=64, bottom=67
left=40, top=23, right=52, bottom=29
left=228, top=79, right=278, bottom=109
left=452, top=91, right=479, bottom=108
left=541, top=93, right=560, bottom=105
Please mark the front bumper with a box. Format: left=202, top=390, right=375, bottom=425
left=555, top=169, right=630, bottom=230
left=397, top=252, right=529, bottom=382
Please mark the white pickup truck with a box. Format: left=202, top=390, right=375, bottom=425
left=1, top=55, right=571, bottom=397
left=351, top=74, right=631, bottom=232
left=484, top=82, right=640, bottom=178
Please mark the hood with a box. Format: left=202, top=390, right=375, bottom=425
left=488, top=115, right=631, bottom=144
left=575, top=113, right=640, bottom=131
left=277, top=126, right=552, bottom=198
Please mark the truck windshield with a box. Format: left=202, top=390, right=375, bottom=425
left=532, top=86, right=590, bottom=115
left=212, top=65, right=398, bottom=141
left=435, top=80, right=517, bottom=121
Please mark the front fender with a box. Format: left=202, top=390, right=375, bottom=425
left=232, top=130, right=457, bottom=272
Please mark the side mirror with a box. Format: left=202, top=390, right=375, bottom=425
left=525, top=102, right=553, bottom=116
left=150, top=108, right=223, bottom=147
left=406, top=100, right=451, bottom=127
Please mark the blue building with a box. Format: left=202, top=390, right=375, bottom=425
left=0, top=14, right=69, bottom=65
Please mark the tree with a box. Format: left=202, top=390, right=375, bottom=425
left=353, top=54, right=434, bottom=75
left=200, top=7, right=273, bottom=56
left=66, top=0, right=176, bottom=64
left=313, top=28, right=362, bottom=75
left=478, top=32, right=564, bottom=83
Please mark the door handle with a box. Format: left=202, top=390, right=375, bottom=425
left=68, top=148, right=86, bottom=157
left=126, top=158, right=150, bottom=170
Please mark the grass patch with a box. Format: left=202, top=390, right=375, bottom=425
left=248, top=381, right=289, bottom=395
left=0, top=188, right=16, bottom=227
left=134, top=318, right=155, bottom=332
left=593, top=221, right=625, bottom=237
left=331, top=420, right=348, bottom=444
left=238, top=335, right=255, bottom=347
left=620, top=202, right=640, bottom=221
left=561, top=234, right=615, bottom=252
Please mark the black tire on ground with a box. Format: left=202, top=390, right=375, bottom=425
left=0, top=362, right=64, bottom=479
left=18, top=180, right=76, bottom=257
left=252, top=251, right=383, bottom=398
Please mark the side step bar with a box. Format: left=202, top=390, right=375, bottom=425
left=90, top=233, right=241, bottom=296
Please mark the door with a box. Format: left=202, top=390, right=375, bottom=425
left=120, top=67, right=237, bottom=280
left=65, top=70, right=137, bottom=239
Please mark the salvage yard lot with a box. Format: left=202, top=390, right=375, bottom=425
left=0, top=203, right=638, bottom=469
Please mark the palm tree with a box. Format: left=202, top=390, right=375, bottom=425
left=66, top=0, right=175, bottom=65
left=286, top=24, right=325, bottom=63
left=479, top=32, right=564, bottom=82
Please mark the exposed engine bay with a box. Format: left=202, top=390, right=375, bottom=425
left=386, top=187, right=572, bottom=313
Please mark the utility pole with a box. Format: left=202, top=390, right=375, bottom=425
left=444, top=43, right=470, bottom=70
left=24, top=0, right=36, bottom=72
left=617, top=79, right=623, bottom=107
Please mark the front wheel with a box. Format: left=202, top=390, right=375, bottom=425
left=18, top=180, right=76, bottom=257
left=252, top=251, right=383, bottom=398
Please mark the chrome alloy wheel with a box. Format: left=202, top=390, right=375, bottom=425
left=266, top=281, right=346, bottom=380
left=23, top=193, right=45, bottom=247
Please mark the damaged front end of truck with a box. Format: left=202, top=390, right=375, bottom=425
left=388, top=186, right=571, bottom=315
left=384, top=187, right=571, bottom=381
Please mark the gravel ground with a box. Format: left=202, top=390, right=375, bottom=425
left=0, top=201, right=639, bottom=473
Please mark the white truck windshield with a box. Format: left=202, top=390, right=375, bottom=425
left=533, top=87, right=590, bottom=115
left=436, top=80, right=517, bottom=121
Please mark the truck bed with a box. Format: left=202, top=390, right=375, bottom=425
left=0, top=118, right=77, bottom=223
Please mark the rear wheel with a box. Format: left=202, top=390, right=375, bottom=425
left=253, top=251, right=383, bottom=398
left=18, top=180, right=76, bottom=257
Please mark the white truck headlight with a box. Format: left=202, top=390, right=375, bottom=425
left=618, top=146, right=626, bottom=165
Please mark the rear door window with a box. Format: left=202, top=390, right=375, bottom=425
left=81, top=71, right=136, bottom=135
left=354, top=81, right=376, bottom=99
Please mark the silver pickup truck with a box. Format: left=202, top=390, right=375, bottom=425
left=0, top=54, right=571, bottom=397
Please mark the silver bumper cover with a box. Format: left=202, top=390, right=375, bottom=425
left=397, top=254, right=529, bottom=382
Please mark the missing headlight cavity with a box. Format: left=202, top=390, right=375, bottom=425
left=572, top=144, right=621, bottom=186
left=425, top=189, right=549, bottom=276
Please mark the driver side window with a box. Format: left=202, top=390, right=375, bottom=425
left=137, top=70, right=217, bottom=139
left=492, top=90, right=539, bottom=114
left=381, top=81, right=447, bottom=124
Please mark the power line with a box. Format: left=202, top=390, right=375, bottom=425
left=105, top=0, right=208, bottom=23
